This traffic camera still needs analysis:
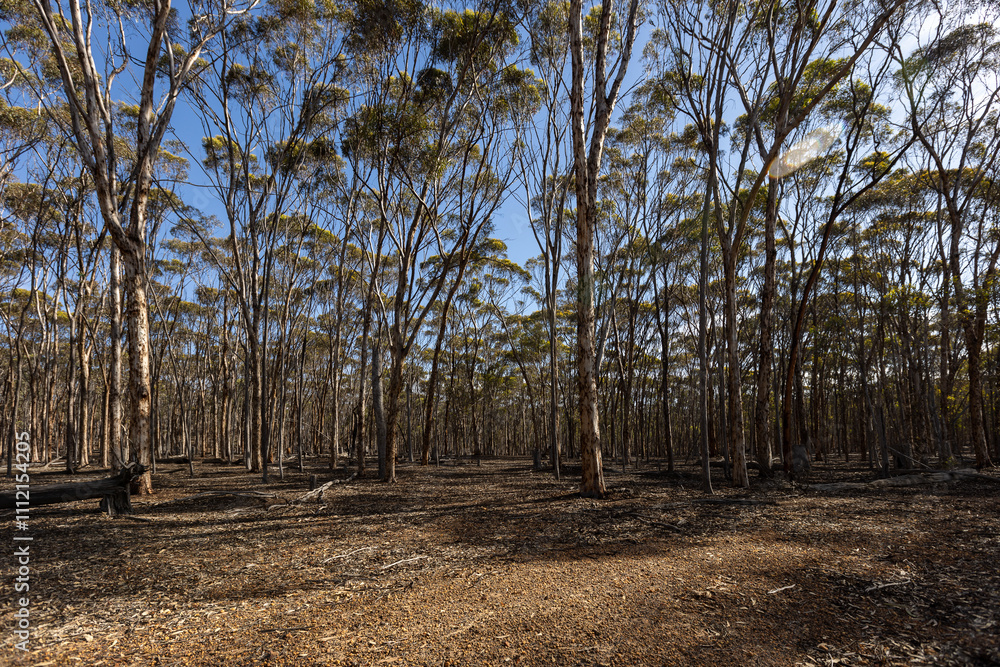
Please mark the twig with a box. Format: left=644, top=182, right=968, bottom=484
left=259, top=626, right=313, bottom=633
left=693, top=498, right=777, bottom=506
left=808, top=469, right=1000, bottom=492
left=626, top=512, right=684, bottom=532
left=294, top=472, right=359, bottom=504
left=865, top=580, right=911, bottom=592
left=323, top=546, right=375, bottom=563
left=381, top=555, right=428, bottom=570
left=768, top=584, right=796, bottom=594
left=155, top=491, right=277, bottom=506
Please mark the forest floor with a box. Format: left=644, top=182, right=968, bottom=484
left=3, top=456, right=1000, bottom=667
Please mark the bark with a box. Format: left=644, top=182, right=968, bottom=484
left=65, top=312, right=78, bottom=474
left=373, top=343, right=387, bottom=480
left=78, top=332, right=90, bottom=468
left=960, top=290, right=997, bottom=468
left=100, top=374, right=110, bottom=468
left=754, top=183, right=778, bottom=478
left=723, top=255, right=749, bottom=487
left=119, top=241, right=153, bottom=493
left=568, top=0, right=641, bottom=498
left=421, top=270, right=467, bottom=465
left=698, top=191, right=714, bottom=494
left=356, top=277, right=374, bottom=477
left=383, top=351, right=404, bottom=483
left=328, top=230, right=352, bottom=471
left=546, top=235, right=563, bottom=478
left=655, top=300, right=674, bottom=474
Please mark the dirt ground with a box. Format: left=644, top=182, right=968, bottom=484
left=3, top=457, right=999, bottom=667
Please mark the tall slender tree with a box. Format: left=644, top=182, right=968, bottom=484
left=568, top=0, right=642, bottom=498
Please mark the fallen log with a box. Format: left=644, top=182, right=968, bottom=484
left=0, top=463, right=146, bottom=516
left=805, top=469, right=998, bottom=493
left=293, top=472, right=358, bottom=503
left=152, top=490, right=277, bottom=507
left=693, top=498, right=779, bottom=506
left=294, top=481, right=334, bottom=503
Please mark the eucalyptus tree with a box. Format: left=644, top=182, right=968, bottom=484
left=600, top=113, right=666, bottom=470
left=188, top=0, right=347, bottom=479
left=0, top=94, right=60, bottom=466
left=487, top=256, right=547, bottom=464
left=649, top=0, right=729, bottom=491
left=894, top=7, right=1000, bottom=468
left=56, top=171, right=104, bottom=471
left=628, top=108, right=697, bottom=473
left=420, top=236, right=509, bottom=466
left=294, top=142, right=363, bottom=470
left=1, top=0, right=261, bottom=493
left=148, top=254, right=201, bottom=469
left=721, top=3, right=905, bottom=478
left=344, top=1, right=532, bottom=482
left=774, top=82, right=914, bottom=480
left=0, top=111, right=44, bottom=463
left=0, top=168, right=34, bottom=473
left=1, top=170, right=66, bottom=463
left=651, top=0, right=909, bottom=482
left=568, top=0, right=642, bottom=498
left=295, top=204, right=362, bottom=469
left=842, top=171, right=941, bottom=465
left=517, top=0, right=575, bottom=478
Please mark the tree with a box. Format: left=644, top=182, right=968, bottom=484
left=188, top=0, right=348, bottom=480
left=895, top=9, right=1000, bottom=468
left=344, top=1, right=529, bottom=482
left=653, top=0, right=908, bottom=482
left=7, top=0, right=258, bottom=492
left=569, top=0, right=642, bottom=498
left=519, top=0, right=575, bottom=479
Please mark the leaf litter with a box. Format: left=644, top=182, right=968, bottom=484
left=3, top=458, right=998, bottom=666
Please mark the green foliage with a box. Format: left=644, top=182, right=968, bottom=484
left=341, top=100, right=430, bottom=165
left=433, top=9, right=519, bottom=66
left=225, top=63, right=276, bottom=103
left=347, top=0, right=426, bottom=54
left=0, top=97, right=47, bottom=140
left=527, top=1, right=570, bottom=70
left=494, top=66, right=543, bottom=121
left=202, top=135, right=257, bottom=171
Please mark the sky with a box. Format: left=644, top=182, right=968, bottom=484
left=155, top=11, right=658, bottom=284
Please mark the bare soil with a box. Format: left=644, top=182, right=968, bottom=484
left=4, top=457, right=999, bottom=667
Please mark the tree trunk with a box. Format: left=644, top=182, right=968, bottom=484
left=548, top=258, right=561, bottom=479
left=78, top=331, right=91, bottom=468
left=420, top=262, right=469, bottom=466
left=723, top=255, right=749, bottom=487
left=383, top=336, right=407, bottom=483
left=373, top=343, right=387, bottom=480
left=121, top=244, right=153, bottom=493
left=964, top=317, right=995, bottom=468
left=570, top=0, right=599, bottom=498
left=754, top=183, right=778, bottom=478
left=65, top=313, right=78, bottom=474
left=698, top=190, right=714, bottom=494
